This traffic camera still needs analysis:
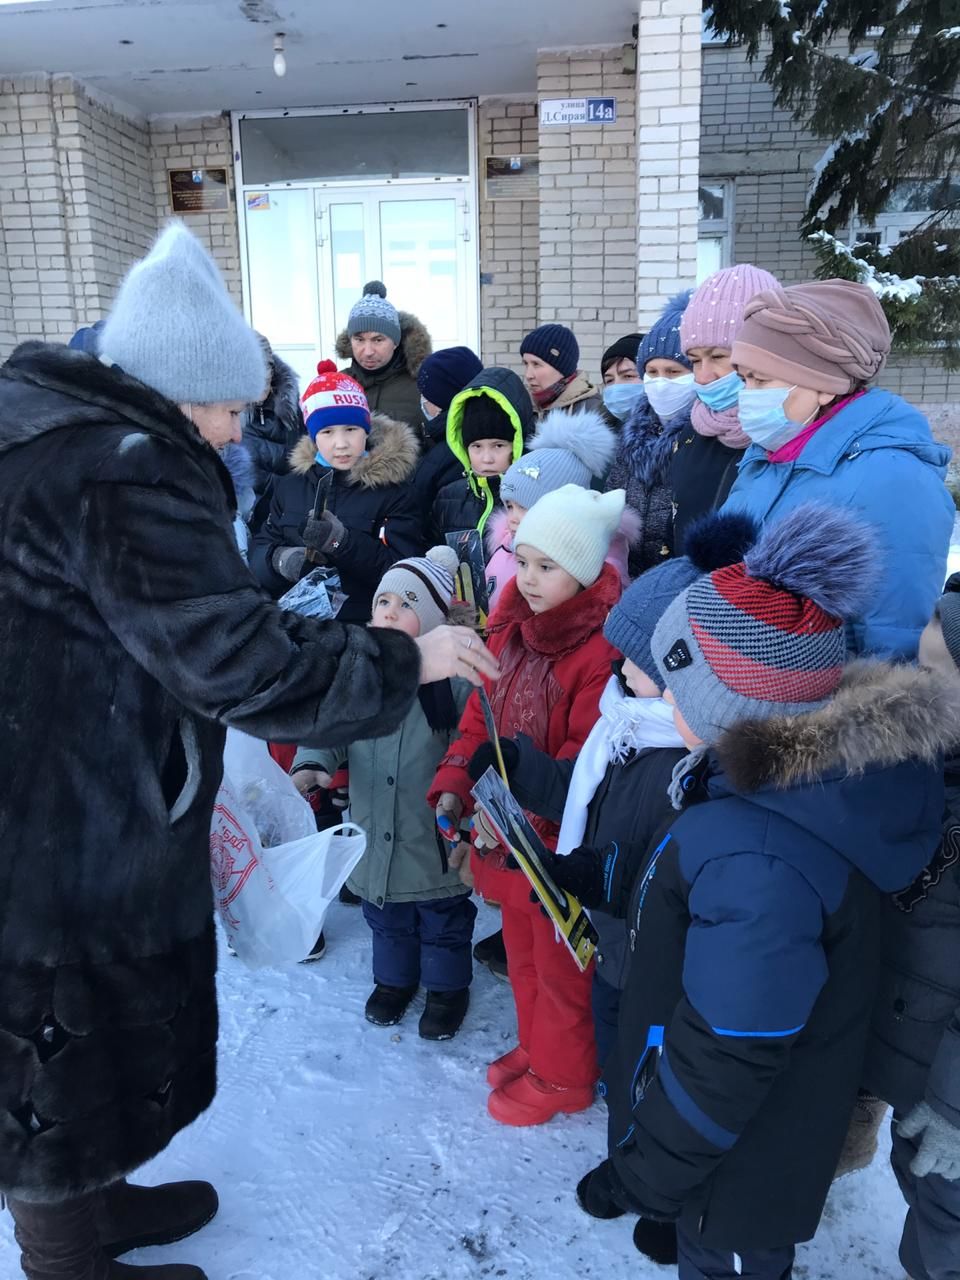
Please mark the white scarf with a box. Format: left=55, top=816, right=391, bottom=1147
left=556, top=676, right=685, bottom=856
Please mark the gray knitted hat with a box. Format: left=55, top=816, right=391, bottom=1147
left=652, top=503, right=876, bottom=744
left=376, top=545, right=459, bottom=635
left=500, top=408, right=616, bottom=509
left=99, top=222, right=267, bottom=405
left=347, top=280, right=402, bottom=345
left=604, top=510, right=759, bottom=686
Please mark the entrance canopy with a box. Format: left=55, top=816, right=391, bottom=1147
left=1, top=0, right=638, bottom=115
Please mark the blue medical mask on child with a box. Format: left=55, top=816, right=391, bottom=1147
left=695, top=369, right=743, bottom=412
left=643, top=373, right=696, bottom=420
left=420, top=396, right=440, bottom=422
left=737, top=385, right=813, bottom=452
left=602, top=382, right=645, bottom=422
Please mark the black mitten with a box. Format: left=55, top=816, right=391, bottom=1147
left=467, top=738, right=520, bottom=781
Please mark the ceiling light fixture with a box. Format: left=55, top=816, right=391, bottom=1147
left=272, top=32, right=286, bottom=78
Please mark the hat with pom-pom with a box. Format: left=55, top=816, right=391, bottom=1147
left=638, top=290, right=694, bottom=372
left=652, top=503, right=877, bottom=743
left=300, top=360, right=371, bottom=440
left=604, top=510, right=759, bottom=687
left=375, top=545, right=460, bottom=636
left=500, top=408, right=616, bottom=509
left=347, top=280, right=401, bottom=345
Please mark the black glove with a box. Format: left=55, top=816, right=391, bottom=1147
left=467, top=738, right=520, bottom=782
left=533, top=844, right=607, bottom=909
left=303, top=511, right=347, bottom=556
left=576, top=1159, right=645, bottom=1218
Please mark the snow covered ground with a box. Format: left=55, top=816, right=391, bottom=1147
left=0, top=899, right=911, bottom=1279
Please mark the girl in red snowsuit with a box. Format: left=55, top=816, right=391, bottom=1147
left=430, top=484, right=625, bottom=1125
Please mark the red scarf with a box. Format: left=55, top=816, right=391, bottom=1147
left=533, top=373, right=577, bottom=409
left=766, top=389, right=867, bottom=463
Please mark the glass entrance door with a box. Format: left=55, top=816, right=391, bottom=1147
left=318, top=184, right=477, bottom=361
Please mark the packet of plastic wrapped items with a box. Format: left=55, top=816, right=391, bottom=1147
left=278, top=568, right=347, bottom=619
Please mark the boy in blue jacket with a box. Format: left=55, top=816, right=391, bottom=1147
left=572, top=504, right=954, bottom=1279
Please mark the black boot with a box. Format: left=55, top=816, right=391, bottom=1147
left=576, top=1163, right=627, bottom=1220
left=472, top=929, right=508, bottom=979
left=338, top=884, right=362, bottom=906
left=419, top=988, right=469, bottom=1041
left=96, top=1179, right=219, bottom=1257
left=633, top=1218, right=679, bottom=1265
left=8, top=1193, right=206, bottom=1278
left=365, top=983, right=418, bottom=1026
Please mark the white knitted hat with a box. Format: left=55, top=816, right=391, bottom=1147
left=514, top=485, right=626, bottom=587
left=376, top=545, right=459, bottom=635
left=99, top=221, right=267, bottom=405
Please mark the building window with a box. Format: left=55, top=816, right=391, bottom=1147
left=846, top=178, right=960, bottom=249
left=698, top=180, right=733, bottom=281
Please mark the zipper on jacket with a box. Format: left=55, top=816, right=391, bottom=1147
left=630, top=833, right=671, bottom=952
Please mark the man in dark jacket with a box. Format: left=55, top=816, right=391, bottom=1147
left=334, top=280, right=431, bottom=430
left=0, top=224, right=496, bottom=1280
left=863, top=574, right=960, bottom=1280
left=242, top=334, right=304, bottom=508
left=575, top=506, right=951, bottom=1279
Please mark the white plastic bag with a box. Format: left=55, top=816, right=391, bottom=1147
left=210, top=731, right=366, bottom=968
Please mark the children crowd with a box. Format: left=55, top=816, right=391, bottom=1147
left=18, top=247, right=960, bottom=1280
left=241, top=267, right=960, bottom=1280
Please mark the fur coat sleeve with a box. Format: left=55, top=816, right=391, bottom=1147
left=80, top=434, right=420, bottom=747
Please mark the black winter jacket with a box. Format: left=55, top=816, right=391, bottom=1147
left=242, top=349, right=303, bottom=501
left=508, top=711, right=684, bottom=989
left=607, top=663, right=952, bottom=1251
left=0, top=343, right=422, bottom=1201
left=250, top=417, right=424, bottom=623
left=411, top=409, right=463, bottom=522
left=431, top=367, right=534, bottom=541
left=669, top=427, right=743, bottom=549
left=865, top=746, right=960, bottom=1123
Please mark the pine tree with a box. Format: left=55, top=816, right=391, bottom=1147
left=706, top=0, right=960, bottom=365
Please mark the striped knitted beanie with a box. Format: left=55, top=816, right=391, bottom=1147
left=652, top=503, right=876, bottom=743
left=300, top=360, right=371, bottom=440
left=376, top=545, right=459, bottom=635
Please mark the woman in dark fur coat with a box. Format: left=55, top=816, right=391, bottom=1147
left=0, top=223, right=497, bottom=1280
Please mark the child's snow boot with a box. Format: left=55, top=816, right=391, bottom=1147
left=486, top=1045, right=529, bottom=1089
left=473, top=929, right=508, bottom=980
left=96, top=1179, right=219, bottom=1257
left=8, top=1194, right=207, bottom=1279
left=633, top=1219, right=679, bottom=1266
left=365, top=983, right=418, bottom=1026
left=575, top=1162, right=627, bottom=1220
left=419, top=988, right=469, bottom=1041
left=488, top=1070, right=594, bottom=1126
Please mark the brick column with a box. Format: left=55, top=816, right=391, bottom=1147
left=536, top=48, right=638, bottom=375
left=635, top=0, right=702, bottom=326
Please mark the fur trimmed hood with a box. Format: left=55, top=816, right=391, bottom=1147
left=262, top=347, right=301, bottom=434
left=289, top=412, right=419, bottom=489
left=335, top=310, right=432, bottom=379
left=717, top=661, right=960, bottom=794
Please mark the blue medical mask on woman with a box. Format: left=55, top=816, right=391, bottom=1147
left=602, top=381, right=646, bottom=422
left=642, top=372, right=696, bottom=420
left=737, top=385, right=813, bottom=452
left=695, top=369, right=743, bottom=412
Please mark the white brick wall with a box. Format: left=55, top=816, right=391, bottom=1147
left=149, top=114, right=242, bottom=305
left=635, top=0, right=701, bottom=326
left=478, top=98, right=540, bottom=368
left=536, top=47, right=639, bottom=376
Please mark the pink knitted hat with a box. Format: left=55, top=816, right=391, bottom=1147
left=680, top=264, right=780, bottom=354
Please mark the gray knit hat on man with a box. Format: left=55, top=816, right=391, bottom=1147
left=500, top=408, right=616, bottom=510
left=99, top=221, right=267, bottom=405
left=652, top=503, right=876, bottom=744
left=347, top=280, right=402, bottom=345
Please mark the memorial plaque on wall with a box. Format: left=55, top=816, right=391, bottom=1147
left=485, top=155, right=539, bottom=201
left=168, top=168, right=230, bottom=214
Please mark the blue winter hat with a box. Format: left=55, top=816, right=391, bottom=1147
left=520, top=324, right=579, bottom=378
left=417, top=346, right=483, bottom=411
left=604, top=509, right=759, bottom=687
left=347, top=280, right=401, bottom=345
left=637, top=290, right=694, bottom=373
left=99, top=221, right=267, bottom=405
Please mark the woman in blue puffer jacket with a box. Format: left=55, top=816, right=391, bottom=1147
left=723, top=278, right=954, bottom=659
